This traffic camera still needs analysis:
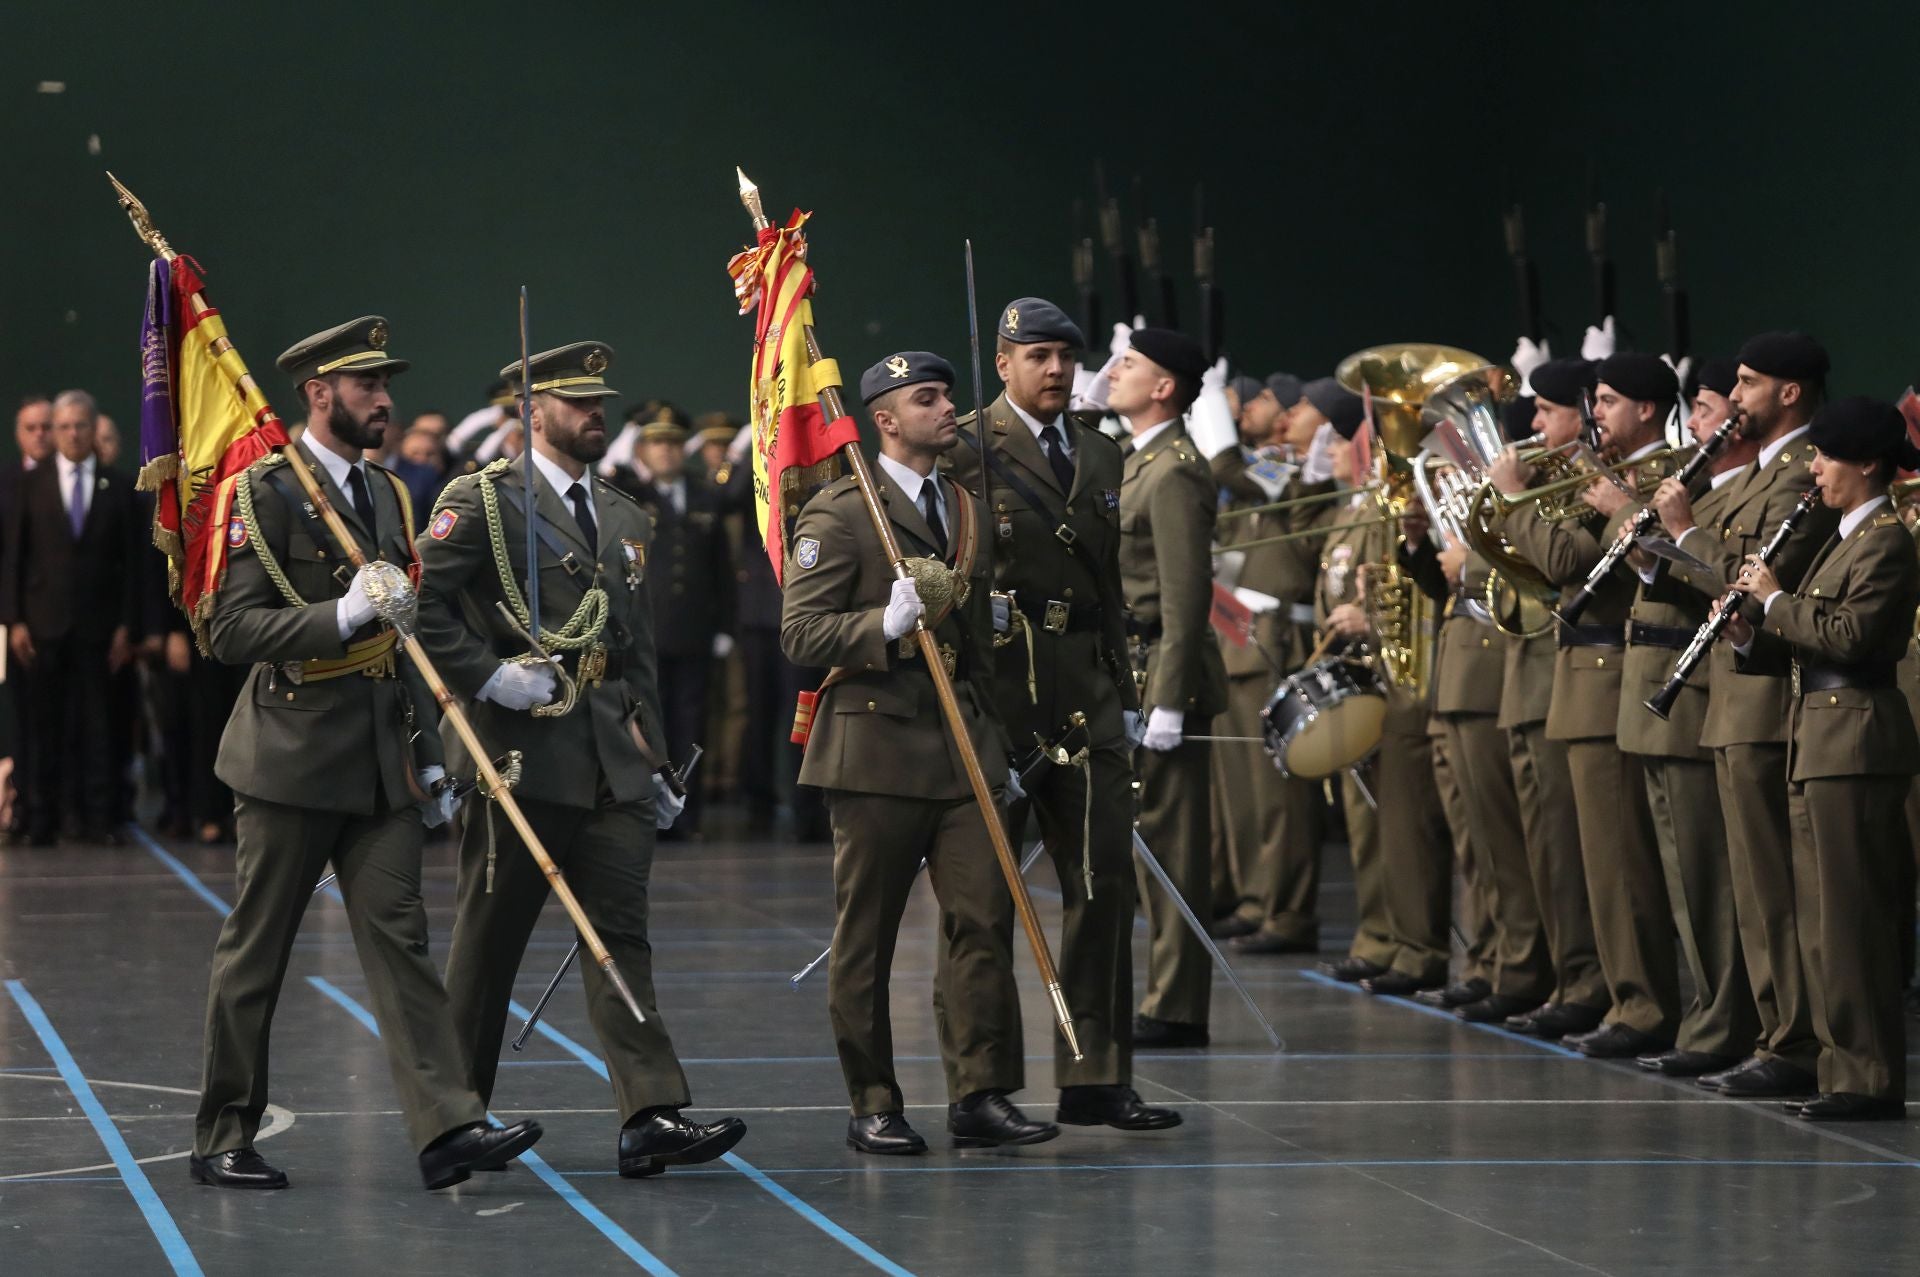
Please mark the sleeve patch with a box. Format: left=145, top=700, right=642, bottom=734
left=227, top=516, right=247, bottom=547
left=429, top=509, right=459, bottom=539
left=795, top=536, right=821, bottom=569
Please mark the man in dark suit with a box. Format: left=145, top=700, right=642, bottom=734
left=1, top=390, right=141, bottom=844
left=626, top=416, right=733, bottom=836
left=1, top=394, right=55, bottom=834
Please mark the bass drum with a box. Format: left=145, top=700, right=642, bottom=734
left=1260, top=658, right=1387, bottom=779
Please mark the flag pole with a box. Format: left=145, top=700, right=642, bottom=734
left=109, top=173, right=651, bottom=1032
left=736, top=168, right=1081, bottom=1060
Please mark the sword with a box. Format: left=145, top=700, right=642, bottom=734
left=1131, top=828, right=1283, bottom=1048
left=509, top=745, right=702, bottom=1050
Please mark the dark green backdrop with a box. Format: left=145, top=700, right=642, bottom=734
left=4, top=2, right=1914, bottom=450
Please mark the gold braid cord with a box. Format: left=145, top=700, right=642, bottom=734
left=470, top=460, right=608, bottom=651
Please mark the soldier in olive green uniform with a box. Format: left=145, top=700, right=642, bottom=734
left=1727, top=396, right=1920, bottom=1120
left=1492, top=371, right=1608, bottom=1039
left=416, top=342, right=746, bottom=1178
left=191, top=318, right=540, bottom=1192
left=1112, top=329, right=1230, bottom=1045
left=784, top=351, right=1053, bottom=1155
left=1495, top=352, right=1682, bottom=1059
left=1616, top=359, right=1761, bottom=1077
left=941, top=299, right=1177, bottom=1130
left=1647, top=333, right=1840, bottom=1097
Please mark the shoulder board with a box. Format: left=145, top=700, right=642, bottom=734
left=246, top=452, right=288, bottom=475
left=595, top=477, right=641, bottom=509
left=1074, top=424, right=1122, bottom=457
left=1870, top=513, right=1903, bottom=530
left=365, top=457, right=396, bottom=479
left=824, top=474, right=863, bottom=499
left=479, top=457, right=516, bottom=479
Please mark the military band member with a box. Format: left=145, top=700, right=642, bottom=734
left=1647, top=332, right=1839, bottom=1097
left=1615, top=357, right=1761, bottom=1076
left=1725, top=396, right=1920, bottom=1120
left=1113, top=328, right=1231, bottom=1045
left=1492, top=370, right=1608, bottom=1038
left=783, top=351, right=1052, bottom=1154
left=942, top=299, right=1178, bottom=1129
left=416, top=341, right=747, bottom=1177
left=191, top=318, right=540, bottom=1191
left=1309, top=383, right=1452, bottom=995
left=1493, top=352, right=1680, bottom=1057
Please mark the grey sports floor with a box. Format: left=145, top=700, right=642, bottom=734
left=5, top=826, right=1919, bottom=1275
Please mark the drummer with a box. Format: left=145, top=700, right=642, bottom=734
left=1305, top=379, right=1455, bottom=996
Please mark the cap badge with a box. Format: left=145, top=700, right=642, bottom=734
left=1003, top=306, right=1019, bottom=334
left=885, top=355, right=911, bottom=380
left=367, top=321, right=388, bottom=350
left=583, top=348, right=609, bottom=376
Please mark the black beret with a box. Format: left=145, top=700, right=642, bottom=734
left=1687, top=356, right=1739, bottom=400
left=1808, top=396, right=1920, bottom=469
left=998, top=297, right=1085, bottom=348
left=1228, top=374, right=1264, bottom=405
left=1266, top=373, right=1304, bottom=406
left=1303, top=376, right=1365, bottom=439
left=1528, top=356, right=1596, bottom=409
left=1503, top=394, right=1540, bottom=443
left=860, top=351, right=955, bottom=406
left=1128, top=327, right=1207, bottom=381
left=1596, top=352, right=1678, bottom=404
left=1737, top=331, right=1829, bottom=384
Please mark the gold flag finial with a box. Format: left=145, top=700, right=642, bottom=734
left=106, top=171, right=173, bottom=260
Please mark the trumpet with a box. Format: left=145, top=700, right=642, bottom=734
left=1483, top=445, right=1698, bottom=523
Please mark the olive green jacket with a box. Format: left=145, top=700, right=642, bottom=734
left=1119, top=421, right=1228, bottom=718
left=1212, top=449, right=1323, bottom=677
left=1501, top=501, right=1637, bottom=742
left=1615, top=480, right=1730, bottom=760
left=1433, top=552, right=1504, bottom=717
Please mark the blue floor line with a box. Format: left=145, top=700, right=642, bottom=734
left=6, top=981, right=204, bottom=1276
left=127, top=826, right=233, bottom=915
left=505, top=998, right=916, bottom=1277
left=307, top=977, right=677, bottom=1277
left=1297, top=969, right=1588, bottom=1059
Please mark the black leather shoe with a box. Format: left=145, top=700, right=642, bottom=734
left=1359, top=970, right=1441, bottom=997
left=1566, top=1023, right=1673, bottom=1059
left=1636, top=1049, right=1740, bottom=1077
left=1056, top=1085, right=1182, bottom=1131
left=1796, top=1092, right=1907, bottom=1122
left=1209, top=914, right=1259, bottom=940
left=847, top=1112, right=927, bottom=1155
left=419, top=1120, right=544, bottom=1191
left=1712, top=1057, right=1818, bottom=1097
left=618, top=1109, right=748, bottom=1178
left=1133, top=1015, right=1210, bottom=1048
left=1318, top=957, right=1386, bottom=983
left=1506, top=1002, right=1605, bottom=1039
left=1458, top=994, right=1542, bottom=1023
left=189, top=1148, right=288, bottom=1190
left=1415, top=979, right=1491, bottom=1008
left=1230, top=930, right=1318, bottom=955
left=948, top=1090, right=1059, bottom=1148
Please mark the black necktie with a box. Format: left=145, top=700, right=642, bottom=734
left=1042, top=423, right=1076, bottom=492
left=920, top=483, right=947, bottom=556
left=345, top=465, right=376, bottom=532
left=568, top=481, right=598, bottom=553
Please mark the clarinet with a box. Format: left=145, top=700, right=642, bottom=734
left=1644, top=488, right=1821, bottom=720
left=1556, top=416, right=1738, bottom=627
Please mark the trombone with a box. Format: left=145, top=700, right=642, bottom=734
left=1477, top=445, right=1697, bottom=524
left=1217, top=480, right=1382, bottom=521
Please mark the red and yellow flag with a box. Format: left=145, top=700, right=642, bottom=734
left=725, top=209, right=860, bottom=584
left=137, top=255, right=289, bottom=631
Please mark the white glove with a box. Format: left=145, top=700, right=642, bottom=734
left=478, top=660, right=558, bottom=712
left=336, top=564, right=380, bottom=637
left=1109, top=320, right=1134, bottom=360
left=1069, top=364, right=1112, bottom=413
left=1122, top=709, right=1146, bottom=749
left=1300, top=423, right=1337, bottom=484
left=727, top=424, right=754, bottom=463
left=1141, top=706, right=1185, bottom=752
left=1186, top=356, right=1238, bottom=459
left=1003, top=763, right=1025, bottom=803
left=416, top=765, right=457, bottom=828
left=1662, top=353, right=1693, bottom=393
left=712, top=632, right=735, bottom=659
left=1581, top=315, right=1616, bottom=360
left=990, top=595, right=1011, bottom=633
left=1510, top=336, right=1551, bottom=384
left=882, top=577, right=924, bottom=641
left=653, top=779, right=687, bottom=830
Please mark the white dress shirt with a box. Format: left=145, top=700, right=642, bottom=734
left=529, top=447, right=597, bottom=528
left=875, top=451, right=945, bottom=542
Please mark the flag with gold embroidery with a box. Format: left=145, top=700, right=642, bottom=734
left=137, top=255, right=289, bottom=629
left=724, top=209, right=861, bottom=585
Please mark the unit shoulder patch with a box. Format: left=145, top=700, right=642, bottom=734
left=795, top=536, right=821, bottom=569
left=428, top=508, right=460, bottom=539
left=227, top=515, right=247, bottom=547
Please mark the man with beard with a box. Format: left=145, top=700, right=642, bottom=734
left=190, top=317, right=541, bottom=1191
left=783, top=351, right=1049, bottom=1154
left=417, top=341, right=747, bottom=1177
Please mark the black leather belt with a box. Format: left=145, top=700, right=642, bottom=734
left=1556, top=624, right=1622, bottom=649
left=1627, top=622, right=1693, bottom=650
left=1796, top=663, right=1895, bottom=693
left=1016, top=594, right=1104, bottom=634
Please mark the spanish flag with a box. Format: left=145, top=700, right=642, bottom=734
left=136, top=255, right=288, bottom=632
left=725, top=209, right=861, bottom=585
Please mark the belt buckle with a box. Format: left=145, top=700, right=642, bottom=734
left=1043, top=599, right=1070, bottom=634
left=579, top=644, right=608, bottom=686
